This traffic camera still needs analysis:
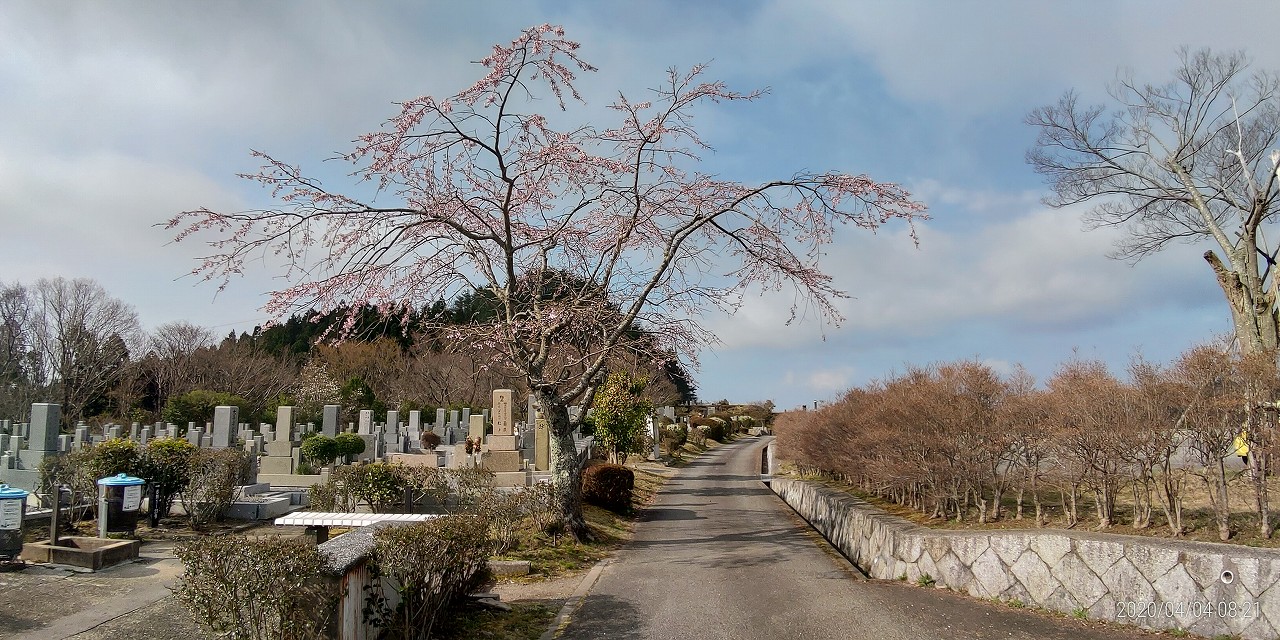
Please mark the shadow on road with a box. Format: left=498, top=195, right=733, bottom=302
left=560, top=593, right=646, bottom=639
left=637, top=508, right=705, bottom=521
left=662, top=485, right=768, bottom=498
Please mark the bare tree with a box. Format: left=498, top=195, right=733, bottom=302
left=168, top=25, right=924, bottom=538
left=147, top=320, right=216, bottom=405
left=1172, top=344, right=1248, bottom=541
left=0, top=281, right=40, bottom=419
left=1028, top=48, right=1280, bottom=354
left=30, top=277, right=141, bottom=425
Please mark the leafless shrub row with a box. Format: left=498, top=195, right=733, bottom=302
left=776, top=345, right=1280, bottom=541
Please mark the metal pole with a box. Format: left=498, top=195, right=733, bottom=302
left=97, top=485, right=108, bottom=539
left=49, top=487, right=61, bottom=547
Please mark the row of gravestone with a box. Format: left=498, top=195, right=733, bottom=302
left=0, top=399, right=679, bottom=493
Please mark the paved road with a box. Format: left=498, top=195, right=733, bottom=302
left=561, top=437, right=1147, bottom=640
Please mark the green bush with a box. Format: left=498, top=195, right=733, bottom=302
left=88, top=437, right=143, bottom=479
left=333, top=433, right=366, bottom=460
left=173, top=535, right=334, bottom=640
left=141, top=437, right=197, bottom=521
left=581, top=463, right=634, bottom=513
left=704, top=419, right=729, bottom=443
left=364, top=514, right=494, bottom=639
left=163, top=390, right=252, bottom=426
left=337, top=462, right=406, bottom=513
left=299, top=435, right=337, bottom=468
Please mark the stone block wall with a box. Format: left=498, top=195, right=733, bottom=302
left=771, top=476, right=1280, bottom=639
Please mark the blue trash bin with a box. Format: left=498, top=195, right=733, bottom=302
left=97, top=473, right=146, bottom=535
left=0, top=484, right=28, bottom=558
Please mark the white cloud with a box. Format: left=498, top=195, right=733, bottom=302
left=705, top=188, right=1216, bottom=350
left=761, top=0, right=1280, bottom=114
left=0, top=149, right=274, bottom=331
left=806, top=366, right=856, bottom=393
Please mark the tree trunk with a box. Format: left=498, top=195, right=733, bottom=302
left=1211, top=459, right=1232, bottom=542
left=1205, top=250, right=1280, bottom=354
left=538, top=394, right=590, bottom=541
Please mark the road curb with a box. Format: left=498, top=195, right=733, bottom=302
left=539, top=558, right=609, bottom=640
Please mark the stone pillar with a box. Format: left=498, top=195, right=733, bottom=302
left=213, top=405, right=239, bottom=449
left=276, top=405, right=295, bottom=442
left=28, top=403, right=60, bottom=452
left=358, top=410, right=373, bottom=435
left=322, top=405, right=340, bottom=438
left=534, top=414, right=550, bottom=472
left=651, top=416, right=662, bottom=459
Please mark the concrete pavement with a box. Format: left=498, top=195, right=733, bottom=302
left=560, top=437, right=1151, bottom=640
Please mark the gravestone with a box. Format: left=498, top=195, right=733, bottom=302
left=322, top=405, right=340, bottom=438
left=213, top=405, right=238, bottom=449
left=407, top=411, right=422, bottom=450
left=468, top=414, right=485, bottom=441
left=187, top=426, right=202, bottom=446
left=534, top=414, right=550, bottom=471
left=28, top=404, right=59, bottom=455
left=358, top=410, right=373, bottom=435
left=386, top=410, right=399, bottom=433
left=130, top=422, right=140, bottom=440
left=108, top=425, right=122, bottom=440
left=140, top=426, right=152, bottom=446
left=434, top=408, right=446, bottom=436
left=276, top=405, right=295, bottom=442
left=481, top=389, right=522, bottom=473
left=260, top=438, right=296, bottom=474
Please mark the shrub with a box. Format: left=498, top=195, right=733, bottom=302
left=451, top=467, right=496, bottom=508
left=333, top=433, right=366, bottom=461
left=364, top=514, right=494, bottom=639
left=522, top=481, right=559, bottom=533
left=163, top=390, right=251, bottom=427
left=299, top=435, right=337, bottom=468
left=704, top=419, right=729, bottom=443
left=581, top=463, right=634, bottom=513
left=398, top=465, right=451, bottom=510
left=337, top=462, right=406, bottom=513
left=688, top=426, right=707, bottom=447
left=140, top=437, right=197, bottom=522
left=88, top=437, right=143, bottom=479
left=182, top=448, right=250, bottom=528
left=419, top=431, right=441, bottom=450
left=173, top=534, right=334, bottom=640
left=308, top=475, right=359, bottom=513
left=37, top=448, right=97, bottom=522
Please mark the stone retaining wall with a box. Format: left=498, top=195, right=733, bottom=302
left=770, top=476, right=1280, bottom=639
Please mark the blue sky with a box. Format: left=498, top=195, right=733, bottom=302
left=2, top=1, right=1276, bottom=410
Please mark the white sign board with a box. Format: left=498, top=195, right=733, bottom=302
left=0, top=499, right=21, bottom=530
left=123, top=485, right=142, bottom=512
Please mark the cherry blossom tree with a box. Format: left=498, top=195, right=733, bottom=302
left=169, top=25, right=925, bottom=538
